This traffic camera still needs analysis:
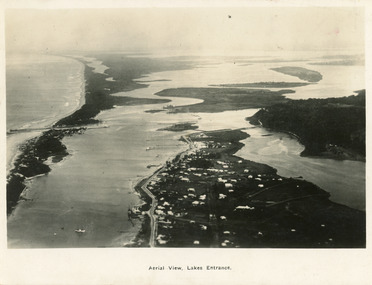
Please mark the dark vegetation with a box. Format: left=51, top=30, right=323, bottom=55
left=158, top=122, right=198, bottom=132
left=143, top=129, right=365, bottom=248
left=155, top=87, right=293, bottom=113
left=56, top=54, right=194, bottom=127
left=145, top=109, right=165, bottom=113
left=92, top=54, right=195, bottom=93
left=248, top=90, right=365, bottom=160
left=7, top=128, right=85, bottom=214
left=270, top=66, right=323, bottom=82
left=55, top=61, right=172, bottom=127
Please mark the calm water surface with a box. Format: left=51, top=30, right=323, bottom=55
left=7, top=53, right=365, bottom=248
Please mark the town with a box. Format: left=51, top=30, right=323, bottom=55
left=130, top=129, right=365, bottom=248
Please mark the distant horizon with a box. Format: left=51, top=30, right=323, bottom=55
left=6, top=48, right=365, bottom=58
left=6, top=7, right=364, bottom=54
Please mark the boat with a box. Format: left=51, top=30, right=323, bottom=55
left=75, top=229, right=86, bottom=233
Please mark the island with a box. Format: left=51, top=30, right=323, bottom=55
left=270, top=66, right=323, bottom=82
left=155, top=87, right=294, bottom=113
left=158, top=122, right=199, bottom=132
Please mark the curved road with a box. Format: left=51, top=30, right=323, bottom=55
left=141, top=135, right=195, bottom=247
left=141, top=170, right=160, bottom=247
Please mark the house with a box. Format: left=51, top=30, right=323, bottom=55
left=155, top=209, right=165, bottom=215
left=235, top=205, right=255, bottom=211
left=219, top=194, right=227, bottom=199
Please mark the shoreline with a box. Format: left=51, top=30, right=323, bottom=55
left=131, top=128, right=365, bottom=248
left=130, top=138, right=194, bottom=247
left=6, top=56, right=86, bottom=178
left=6, top=53, right=365, bottom=248
left=6, top=54, right=190, bottom=220
left=247, top=90, right=366, bottom=162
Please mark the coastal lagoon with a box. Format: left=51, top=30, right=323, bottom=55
left=6, top=52, right=365, bottom=247
left=132, top=55, right=365, bottom=210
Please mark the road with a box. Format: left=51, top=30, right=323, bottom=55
left=141, top=134, right=195, bottom=247
left=140, top=167, right=162, bottom=247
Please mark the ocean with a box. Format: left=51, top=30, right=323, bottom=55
left=6, top=54, right=84, bottom=131
left=6, top=54, right=85, bottom=174
left=6, top=52, right=365, bottom=248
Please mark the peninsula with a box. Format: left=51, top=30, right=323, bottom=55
left=248, top=90, right=365, bottom=161
left=130, top=129, right=365, bottom=248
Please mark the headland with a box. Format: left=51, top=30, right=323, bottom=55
left=248, top=90, right=366, bottom=161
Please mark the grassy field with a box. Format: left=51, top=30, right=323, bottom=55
left=155, top=87, right=293, bottom=113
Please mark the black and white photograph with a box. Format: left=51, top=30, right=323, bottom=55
left=0, top=1, right=370, bottom=284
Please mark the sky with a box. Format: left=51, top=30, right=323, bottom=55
left=5, top=7, right=365, bottom=55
